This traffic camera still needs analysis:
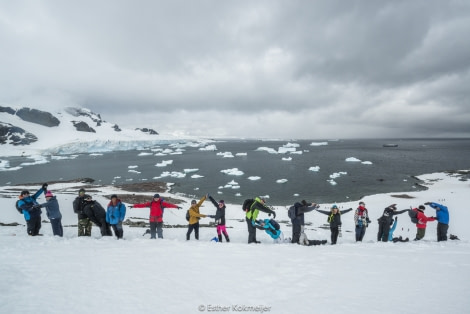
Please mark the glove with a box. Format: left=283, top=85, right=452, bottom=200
left=366, top=218, right=371, bottom=224
left=394, top=217, right=398, bottom=221
left=209, top=215, right=215, bottom=218
left=424, top=202, right=431, bottom=205
left=177, top=206, right=182, bottom=209
left=129, top=205, right=134, bottom=208
left=272, top=212, right=276, bottom=219
left=42, top=183, right=48, bottom=191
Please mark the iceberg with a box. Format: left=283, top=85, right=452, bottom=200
left=276, top=179, right=288, bottom=184
left=217, top=152, right=234, bottom=158
left=221, top=168, right=244, bottom=176
left=248, top=176, right=261, bottom=181
left=309, top=166, right=320, bottom=172
left=155, top=160, right=173, bottom=167
left=310, top=142, right=328, bottom=146
left=346, top=157, right=361, bottom=162
left=184, top=168, right=199, bottom=173
left=282, top=157, right=292, bottom=161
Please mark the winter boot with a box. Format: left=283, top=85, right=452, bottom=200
left=218, top=235, right=223, bottom=242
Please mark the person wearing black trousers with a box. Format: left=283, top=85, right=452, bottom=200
left=289, top=201, right=319, bottom=244
left=377, top=204, right=409, bottom=242
left=316, top=205, right=353, bottom=245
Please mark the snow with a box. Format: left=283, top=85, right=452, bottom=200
left=276, top=179, right=288, bottom=184
left=184, top=168, right=199, bottom=173
left=248, top=176, right=261, bottom=181
left=282, top=157, right=292, bottom=161
left=235, top=152, right=247, bottom=156
left=217, top=152, right=235, bottom=158
left=199, top=145, right=217, bottom=151
left=361, top=161, right=373, bottom=165
left=1, top=168, right=470, bottom=313
left=155, top=160, right=173, bottom=167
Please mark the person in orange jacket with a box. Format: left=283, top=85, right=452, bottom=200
left=186, top=195, right=211, bottom=240
left=414, top=205, right=436, bottom=241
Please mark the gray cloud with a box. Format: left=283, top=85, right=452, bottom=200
left=1, top=0, right=469, bottom=138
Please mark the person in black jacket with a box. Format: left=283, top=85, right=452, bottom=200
left=289, top=200, right=327, bottom=246
left=73, top=188, right=92, bottom=236
left=316, top=205, right=353, bottom=245
left=208, top=195, right=229, bottom=242
left=377, top=204, right=409, bottom=242
left=83, top=195, right=112, bottom=236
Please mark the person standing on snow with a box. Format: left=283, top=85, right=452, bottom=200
left=73, top=188, right=92, bottom=237
left=106, top=194, right=126, bottom=239
left=414, top=205, right=436, bottom=241
left=132, top=194, right=181, bottom=239
left=83, top=195, right=112, bottom=236
left=316, top=204, right=352, bottom=245
left=208, top=195, right=230, bottom=242
left=354, top=201, right=371, bottom=242
left=17, top=183, right=48, bottom=236
left=289, top=200, right=318, bottom=244
left=425, top=202, right=449, bottom=241
left=377, top=204, right=409, bottom=242
left=37, top=190, right=63, bottom=237
left=245, top=197, right=276, bottom=244
left=187, top=195, right=211, bottom=240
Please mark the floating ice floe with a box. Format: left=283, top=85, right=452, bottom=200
left=217, top=152, right=234, bottom=158
left=329, top=172, right=347, bottom=179
left=0, top=160, right=22, bottom=171
left=155, top=160, right=173, bottom=167
left=89, top=153, right=103, bottom=156
left=293, top=193, right=300, bottom=197
left=276, top=179, right=288, bottom=184
left=290, top=151, right=303, bottom=155
left=199, top=145, right=217, bottom=151
left=361, top=161, right=373, bottom=165
left=327, top=180, right=337, bottom=186
left=184, top=168, right=199, bottom=173
left=191, top=174, right=204, bottom=179
left=310, top=142, right=328, bottom=146
left=157, top=171, right=186, bottom=179
left=283, top=142, right=300, bottom=148
left=194, top=187, right=199, bottom=190
left=170, top=151, right=183, bottom=155
left=20, top=155, right=49, bottom=166
left=309, top=166, right=320, bottom=172
left=248, top=176, right=261, bottom=181
left=256, top=147, right=278, bottom=154
left=278, top=146, right=297, bottom=154
left=236, top=153, right=247, bottom=156
left=154, top=153, right=167, bottom=156
left=113, top=176, right=121, bottom=179
left=128, top=165, right=139, bottom=169
left=221, top=168, right=244, bottom=176
left=260, top=195, right=270, bottom=199
left=128, top=170, right=141, bottom=174
left=345, top=157, right=361, bottom=162
left=282, top=157, right=292, bottom=161
left=137, top=152, right=153, bottom=156
left=235, top=193, right=242, bottom=197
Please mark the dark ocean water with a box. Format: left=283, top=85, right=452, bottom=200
left=2, top=138, right=470, bottom=205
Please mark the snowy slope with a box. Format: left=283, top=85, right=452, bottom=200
left=0, top=106, right=189, bottom=157
left=0, top=171, right=469, bottom=314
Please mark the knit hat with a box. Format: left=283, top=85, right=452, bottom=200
left=84, top=194, right=92, bottom=200
left=418, top=205, right=425, bottom=210
left=45, top=191, right=53, bottom=198
left=21, top=190, right=30, bottom=196
left=111, top=194, right=118, bottom=199
left=79, top=188, right=86, bottom=194
left=359, top=201, right=365, bottom=205
left=153, top=194, right=160, bottom=199
left=332, top=204, right=338, bottom=209
left=218, top=200, right=225, bottom=204
left=191, top=200, right=197, bottom=205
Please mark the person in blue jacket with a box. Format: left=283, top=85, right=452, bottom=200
left=37, top=190, right=63, bottom=237
left=17, top=183, right=47, bottom=236
left=388, top=217, right=409, bottom=243
left=425, top=202, right=449, bottom=241
left=106, top=194, right=126, bottom=239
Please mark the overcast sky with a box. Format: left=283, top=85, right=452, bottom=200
left=1, top=0, right=469, bottom=139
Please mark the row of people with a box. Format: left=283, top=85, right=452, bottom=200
left=17, top=184, right=450, bottom=243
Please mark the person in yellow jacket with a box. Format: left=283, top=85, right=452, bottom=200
left=246, top=197, right=276, bottom=244
left=186, top=195, right=212, bottom=240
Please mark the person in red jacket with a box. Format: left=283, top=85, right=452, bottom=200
left=414, top=205, right=436, bottom=241
left=132, top=194, right=181, bottom=239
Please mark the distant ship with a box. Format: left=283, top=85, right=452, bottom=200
left=383, top=144, right=399, bottom=147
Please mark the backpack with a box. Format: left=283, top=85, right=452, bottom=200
left=185, top=210, right=190, bottom=222
left=288, top=206, right=297, bottom=220
left=15, top=200, right=23, bottom=214
left=409, top=209, right=419, bottom=224
left=242, top=198, right=255, bottom=212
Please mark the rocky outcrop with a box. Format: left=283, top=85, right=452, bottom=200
left=15, top=108, right=60, bottom=127
left=136, top=128, right=159, bottom=135
left=0, top=122, right=38, bottom=145
left=113, top=124, right=121, bottom=132
left=71, top=121, right=96, bottom=133
left=0, top=106, right=16, bottom=115
left=65, top=107, right=103, bottom=126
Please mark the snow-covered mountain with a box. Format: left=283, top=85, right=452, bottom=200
left=0, top=105, right=185, bottom=157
